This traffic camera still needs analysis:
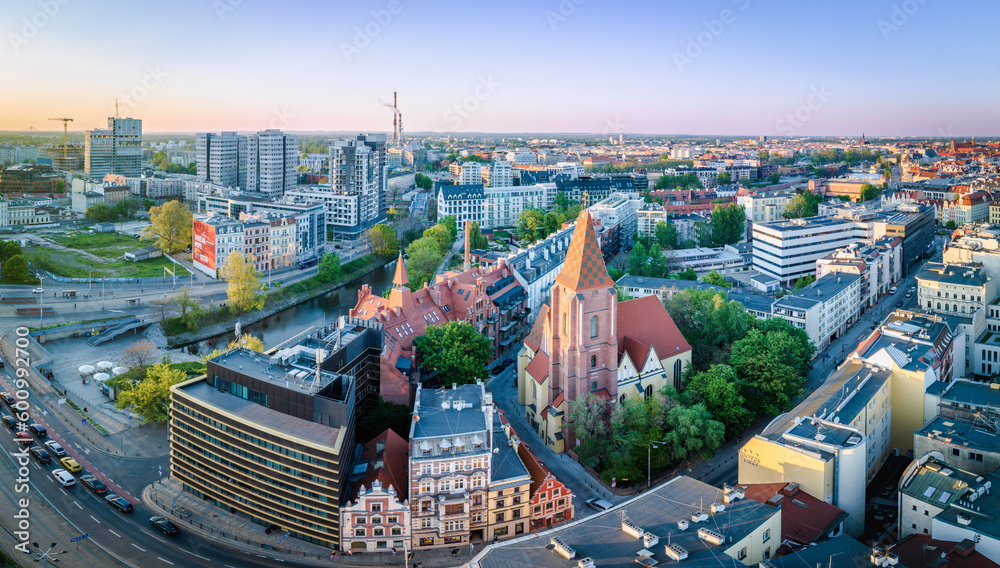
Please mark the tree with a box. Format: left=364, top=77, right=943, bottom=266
left=517, top=208, right=545, bottom=243
left=660, top=401, right=725, bottom=461
left=859, top=183, right=881, bottom=202
left=405, top=236, right=443, bottom=290
left=317, top=253, right=342, bottom=283
left=702, top=270, right=730, bottom=288
left=769, top=172, right=780, bottom=184
left=793, top=274, right=816, bottom=291
left=782, top=191, right=822, bottom=219
left=663, top=288, right=753, bottom=371
left=440, top=215, right=458, bottom=242
left=228, top=333, right=264, bottom=352
left=676, top=268, right=696, bottom=280
left=686, top=365, right=752, bottom=437
left=730, top=320, right=815, bottom=416
left=628, top=241, right=649, bottom=275
left=355, top=397, right=414, bottom=443
left=695, top=221, right=714, bottom=247
left=150, top=297, right=173, bottom=321
left=563, top=392, right=609, bottom=468
left=3, top=254, right=29, bottom=282
left=218, top=251, right=264, bottom=313
left=369, top=224, right=400, bottom=258
left=85, top=203, right=117, bottom=223
left=468, top=222, right=488, bottom=250
left=115, top=362, right=187, bottom=424
left=0, top=241, right=22, bottom=265
left=170, top=286, right=201, bottom=330
left=142, top=200, right=192, bottom=254
left=423, top=224, right=453, bottom=255
left=119, top=339, right=159, bottom=369
left=413, top=321, right=492, bottom=386
left=414, top=173, right=433, bottom=190
left=655, top=221, right=678, bottom=249
left=716, top=172, right=732, bottom=185
left=709, top=204, right=745, bottom=246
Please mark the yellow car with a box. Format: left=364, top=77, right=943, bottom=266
left=60, top=457, right=82, bottom=473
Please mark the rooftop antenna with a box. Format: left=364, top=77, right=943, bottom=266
left=115, top=98, right=119, bottom=119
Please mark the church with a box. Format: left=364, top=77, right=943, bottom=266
left=517, top=210, right=692, bottom=453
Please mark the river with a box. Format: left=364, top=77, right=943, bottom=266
left=184, top=259, right=397, bottom=355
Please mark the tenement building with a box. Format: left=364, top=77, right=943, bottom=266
left=169, top=338, right=358, bottom=548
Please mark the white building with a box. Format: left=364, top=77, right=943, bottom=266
left=340, top=429, right=410, bottom=553
left=736, top=190, right=793, bottom=225
left=196, top=129, right=298, bottom=198
left=286, top=187, right=361, bottom=233
left=484, top=162, right=513, bottom=188
left=505, top=150, right=537, bottom=165
left=916, top=262, right=994, bottom=320
left=329, top=134, right=387, bottom=235
left=816, top=237, right=902, bottom=308
left=85, top=117, right=142, bottom=177
left=196, top=131, right=241, bottom=187
left=192, top=213, right=244, bottom=278
left=752, top=216, right=868, bottom=288
left=587, top=192, right=641, bottom=243
left=460, top=162, right=483, bottom=185
left=771, top=272, right=863, bottom=353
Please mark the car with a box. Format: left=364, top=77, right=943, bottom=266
left=15, top=432, right=32, bottom=445
left=490, top=365, right=505, bottom=376
left=334, top=244, right=343, bottom=249
left=905, top=292, right=912, bottom=298
left=889, top=286, right=898, bottom=294
left=0, top=392, right=14, bottom=407
left=52, top=469, right=75, bottom=487
left=2, top=415, right=17, bottom=429
left=0, top=356, right=5, bottom=367
left=60, top=457, right=82, bottom=473
left=32, top=288, right=44, bottom=294
left=501, top=357, right=514, bottom=367
left=79, top=474, right=107, bottom=494
left=586, top=497, right=613, bottom=512
left=29, top=424, right=46, bottom=438
left=30, top=446, right=51, bottom=463
left=105, top=494, right=133, bottom=513
left=149, top=516, right=179, bottom=536
left=44, top=440, right=66, bottom=457
left=896, top=300, right=903, bottom=307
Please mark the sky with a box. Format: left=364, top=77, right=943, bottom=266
left=1, top=0, right=997, bottom=136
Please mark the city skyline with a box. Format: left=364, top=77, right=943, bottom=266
left=3, top=0, right=997, bottom=136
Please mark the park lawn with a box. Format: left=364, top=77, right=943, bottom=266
left=48, top=232, right=152, bottom=258
left=23, top=247, right=190, bottom=278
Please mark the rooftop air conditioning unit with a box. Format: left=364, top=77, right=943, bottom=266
left=664, top=543, right=688, bottom=561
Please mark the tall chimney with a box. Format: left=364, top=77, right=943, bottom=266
left=464, top=220, right=471, bottom=271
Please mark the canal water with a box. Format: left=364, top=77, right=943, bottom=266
left=184, top=259, right=396, bottom=354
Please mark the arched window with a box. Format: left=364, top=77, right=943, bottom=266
left=590, top=316, right=598, bottom=338
left=591, top=355, right=597, bottom=368
left=563, top=313, right=568, bottom=333
left=620, top=394, right=627, bottom=404
left=927, top=301, right=932, bottom=308
left=937, top=302, right=941, bottom=310
left=954, top=304, right=958, bottom=312
left=644, top=385, right=653, bottom=399
left=674, top=360, right=683, bottom=390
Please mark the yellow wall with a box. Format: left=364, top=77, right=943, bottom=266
left=891, top=368, right=927, bottom=456
left=727, top=509, right=782, bottom=565
left=737, top=436, right=835, bottom=503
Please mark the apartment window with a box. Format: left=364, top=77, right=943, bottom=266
left=970, top=451, right=984, bottom=462
left=371, top=503, right=382, bottom=512
left=763, top=528, right=770, bottom=543
left=391, top=527, right=402, bottom=536
left=495, top=512, right=506, bottom=523
left=421, top=500, right=433, bottom=512
left=355, top=528, right=365, bottom=537
left=445, top=504, right=463, bottom=515
left=738, top=548, right=747, bottom=560
left=925, top=510, right=929, bottom=516
left=912, top=505, right=917, bottom=511
left=373, top=528, right=384, bottom=537
left=387, top=516, right=398, bottom=524
left=472, top=495, right=483, bottom=506
left=420, top=481, right=432, bottom=494
left=496, top=499, right=505, bottom=508
left=356, top=517, right=367, bottom=524
left=534, top=505, right=542, bottom=515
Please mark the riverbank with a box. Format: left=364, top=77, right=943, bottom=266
left=159, top=255, right=395, bottom=349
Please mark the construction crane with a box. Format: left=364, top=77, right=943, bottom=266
left=48, top=118, right=73, bottom=158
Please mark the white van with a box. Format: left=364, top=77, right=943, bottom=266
left=52, top=469, right=76, bottom=487
left=889, top=286, right=898, bottom=294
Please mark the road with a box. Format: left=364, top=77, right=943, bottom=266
left=0, top=357, right=327, bottom=567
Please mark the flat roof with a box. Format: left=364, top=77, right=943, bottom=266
left=474, top=476, right=778, bottom=568
left=940, top=380, right=1000, bottom=410
left=917, top=415, right=1000, bottom=454
left=210, top=346, right=349, bottom=397
left=413, top=384, right=489, bottom=440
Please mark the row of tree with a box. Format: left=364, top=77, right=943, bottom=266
left=0, top=240, right=30, bottom=283
left=84, top=198, right=156, bottom=224
left=516, top=194, right=582, bottom=244
left=150, top=150, right=196, bottom=175
left=402, top=216, right=459, bottom=290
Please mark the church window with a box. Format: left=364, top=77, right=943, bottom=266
left=591, top=355, right=597, bottom=368
left=590, top=316, right=598, bottom=338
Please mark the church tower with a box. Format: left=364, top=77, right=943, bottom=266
left=547, top=211, right=618, bottom=438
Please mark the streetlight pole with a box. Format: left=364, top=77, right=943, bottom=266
left=648, top=440, right=667, bottom=490
left=26, top=542, right=68, bottom=568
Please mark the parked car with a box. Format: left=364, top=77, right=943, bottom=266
left=52, top=469, right=76, bottom=487
left=149, top=516, right=179, bottom=536
left=2, top=415, right=17, bottom=429
left=44, top=440, right=66, bottom=457
left=0, top=392, right=14, bottom=407
left=585, top=497, right=613, bottom=511
left=15, top=432, right=32, bottom=445
left=105, top=494, right=133, bottom=513
left=30, top=447, right=51, bottom=463
left=60, top=457, right=82, bottom=473
left=896, top=300, right=903, bottom=307
left=29, top=424, right=46, bottom=438
left=79, top=474, right=107, bottom=494
left=32, top=288, right=44, bottom=294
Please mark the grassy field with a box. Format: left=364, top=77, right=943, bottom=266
left=25, top=232, right=190, bottom=278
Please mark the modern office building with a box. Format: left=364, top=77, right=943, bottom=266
left=0, top=164, right=63, bottom=194
left=752, top=216, right=867, bottom=288
left=483, top=162, right=513, bottom=188
left=85, top=117, right=142, bottom=177
left=170, top=339, right=357, bottom=548
left=196, top=129, right=298, bottom=198
left=587, top=193, right=641, bottom=245
left=329, top=134, right=387, bottom=234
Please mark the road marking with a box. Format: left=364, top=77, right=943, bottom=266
left=59, top=488, right=67, bottom=496
left=132, top=543, right=146, bottom=552
left=73, top=501, right=82, bottom=510
left=157, top=558, right=174, bottom=565
left=182, top=550, right=210, bottom=561
left=140, top=529, right=165, bottom=543
left=90, top=515, right=102, bottom=524
left=273, top=559, right=285, bottom=562
left=74, top=443, right=82, bottom=450
left=108, top=529, right=121, bottom=538
left=83, top=447, right=90, bottom=455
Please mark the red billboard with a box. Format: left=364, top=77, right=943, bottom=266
left=192, top=220, right=216, bottom=272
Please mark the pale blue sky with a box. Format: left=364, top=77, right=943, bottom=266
left=2, top=0, right=994, bottom=136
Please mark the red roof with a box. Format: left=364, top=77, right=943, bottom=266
left=616, top=295, right=691, bottom=362
left=525, top=350, right=550, bottom=383
left=348, top=428, right=410, bottom=503
left=554, top=211, right=611, bottom=292
left=740, top=483, right=847, bottom=546
left=893, top=535, right=998, bottom=568
left=524, top=304, right=548, bottom=352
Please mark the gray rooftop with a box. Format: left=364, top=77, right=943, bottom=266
left=765, top=535, right=874, bottom=568
left=211, top=345, right=349, bottom=397
left=916, top=262, right=991, bottom=287
left=616, top=274, right=727, bottom=294
left=474, top=476, right=778, bottom=568
left=917, top=415, right=1000, bottom=454
left=490, top=425, right=530, bottom=485
left=176, top=380, right=343, bottom=449
left=940, top=379, right=1000, bottom=410
left=732, top=292, right=776, bottom=314
left=412, top=384, right=489, bottom=440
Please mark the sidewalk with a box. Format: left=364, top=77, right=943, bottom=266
left=143, top=478, right=488, bottom=568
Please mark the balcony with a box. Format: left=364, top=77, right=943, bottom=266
left=500, top=321, right=517, bottom=332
